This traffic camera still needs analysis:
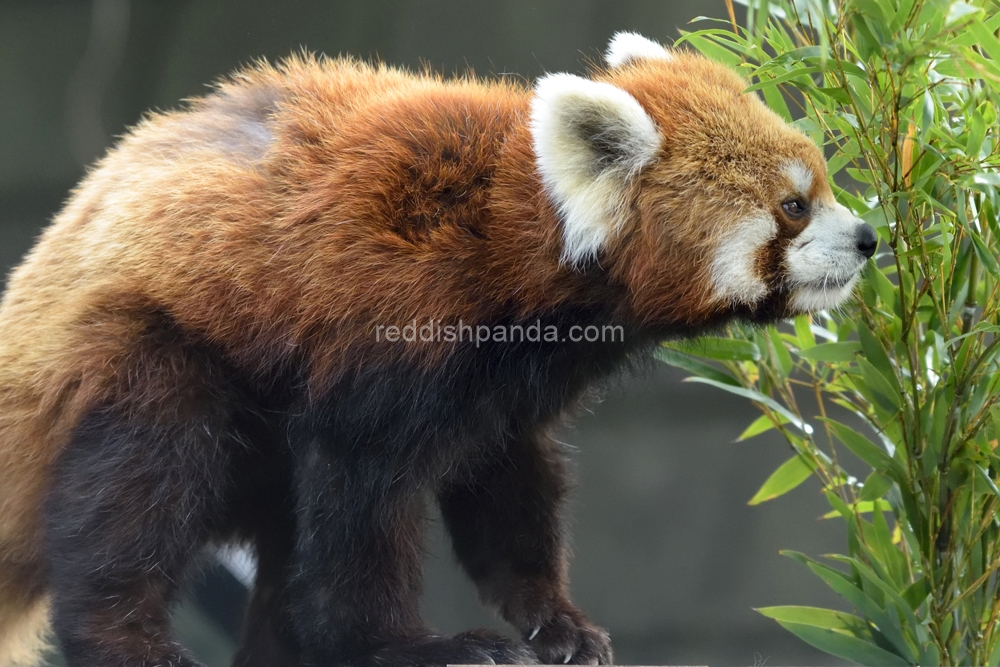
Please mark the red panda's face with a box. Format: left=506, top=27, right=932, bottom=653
left=530, top=32, right=876, bottom=330
left=766, top=158, right=878, bottom=314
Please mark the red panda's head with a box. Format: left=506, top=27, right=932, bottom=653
left=530, top=32, right=876, bottom=331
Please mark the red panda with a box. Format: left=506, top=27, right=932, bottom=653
left=0, top=32, right=876, bottom=667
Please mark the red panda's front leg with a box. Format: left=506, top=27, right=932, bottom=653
left=284, top=438, right=538, bottom=666
left=437, top=430, right=614, bottom=665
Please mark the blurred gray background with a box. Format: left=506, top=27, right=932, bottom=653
left=1, top=2, right=850, bottom=665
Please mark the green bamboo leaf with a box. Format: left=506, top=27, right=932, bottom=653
left=917, top=641, right=940, bottom=666
left=815, top=86, right=855, bottom=105
left=756, top=605, right=869, bottom=634
left=868, top=267, right=898, bottom=312
left=969, top=337, right=1000, bottom=382
left=828, top=152, right=855, bottom=178
left=744, top=66, right=823, bottom=92
left=737, top=413, right=789, bottom=441
left=853, top=0, right=892, bottom=32
left=924, top=393, right=948, bottom=475
left=830, top=60, right=869, bottom=81
left=901, top=578, right=930, bottom=611
left=844, top=375, right=896, bottom=423
left=748, top=454, right=815, bottom=505
left=869, top=505, right=908, bottom=588
left=859, top=471, right=893, bottom=501
left=969, top=50, right=1000, bottom=83
left=797, top=341, right=862, bottom=363
left=761, top=81, right=792, bottom=122
left=974, top=464, right=1000, bottom=500
left=781, top=551, right=885, bottom=621
left=794, top=314, right=817, bottom=349
left=970, top=230, right=1000, bottom=278
left=969, top=21, right=1000, bottom=63
left=827, top=555, right=926, bottom=644
left=989, top=635, right=1000, bottom=667
left=821, top=500, right=893, bottom=519
left=835, top=186, right=868, bottom=212
left=890, top=0, right=917, bottom=31
left=966, top=107, right=987, bottom=158
left=767, top=326, right=793, bottom=379
left=857, top=325, right=894, bottom=381
left=654, top=346, right=739, bottom=387
left=824, top=419, right=902, bottom=478
left=770, top=621, right=909, bottom=666
left=824, top=494, right=865, bottom=562
left=857, top=357, right=902, bottom=412
left=685, top=377, right=814, bottom=435
left=852, top=14, right=883, bottom=57
left=766, top=45, right=824, bottom=64
left=676, top=30, right=745, bottom=66
left=669, top=336, right=761, bottom=361
left=804, top=552, right=919, bottom=662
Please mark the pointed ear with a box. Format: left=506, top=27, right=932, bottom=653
left=605, top=32, right=671, bottom=68
left=530, top=73, right=660, bottom=265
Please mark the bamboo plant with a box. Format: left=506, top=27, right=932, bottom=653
left=661, top=0, right=1000, bottom=663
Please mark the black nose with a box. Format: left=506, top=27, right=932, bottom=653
left=856, top=223, right=877, bottom=259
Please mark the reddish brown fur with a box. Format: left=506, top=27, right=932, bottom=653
left=0, top=51, right=833, bottom=664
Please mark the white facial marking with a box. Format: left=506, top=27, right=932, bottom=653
left=531, top=73, right=661, bottom=265
left=786, top=201, right=868, bottom=311
left=784, top=159, right=814, bottom=195
left=605, top=32, right=672, bottom=68
left=711, top=212, right=777, bottom=306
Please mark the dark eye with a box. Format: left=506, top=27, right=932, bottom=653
left=782, top=198, right=809, bottom=220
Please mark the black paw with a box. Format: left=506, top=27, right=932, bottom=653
left=364, top=629, right=538, bottom=666
left=522, top=610, right=612, bottom=665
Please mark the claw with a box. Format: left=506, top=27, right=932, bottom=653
left=564, top=652, right=573, bottom=664
left=528, top=626, right=540, bottom=641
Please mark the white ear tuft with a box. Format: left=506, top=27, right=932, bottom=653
left=605, top=32, right=671, bottom=68
left=531, top=73, right=660, bottom=265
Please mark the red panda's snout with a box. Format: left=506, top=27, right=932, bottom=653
left=530, top=31, right=874, bottom=330
left=782, top=188, right=877, bottom=313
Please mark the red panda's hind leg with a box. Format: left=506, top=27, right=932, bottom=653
left=437, top=430, right=614, bottom=665
left=42, top=328, right=245, bottom=667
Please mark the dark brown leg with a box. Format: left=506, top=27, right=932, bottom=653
left=44, top=331, right=240, bottom=667
left=438, top=430, right=613, bottom=665
left=45, top=406, right=234, bottom=667
left=281, top=438, right=537, bottom=666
